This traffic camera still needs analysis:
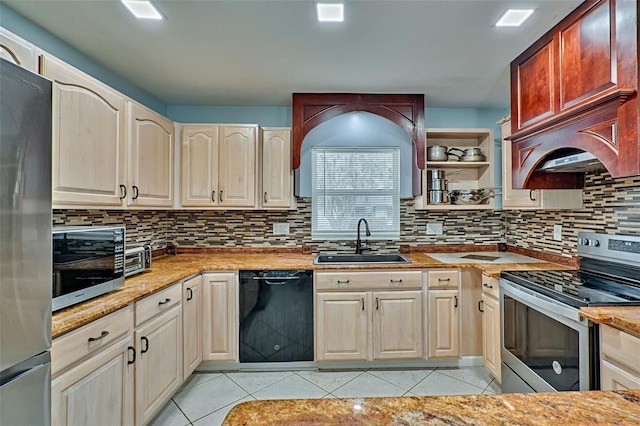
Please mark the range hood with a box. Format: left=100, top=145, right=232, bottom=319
left=537, top=149, right=606, bottom=173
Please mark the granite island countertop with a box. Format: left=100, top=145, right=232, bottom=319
left=222, top=390, right=640, bottom=425
left=51, top=251, right=573, bottom=338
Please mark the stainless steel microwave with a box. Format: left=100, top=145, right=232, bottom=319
left=52, top=226, right=125, bottom=311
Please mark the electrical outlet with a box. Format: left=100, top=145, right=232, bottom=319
left=553, top=224, right=562, bottom=241
left=273, top=223, right=290, bottom=235
left=426, top=223, right=443, bottom=235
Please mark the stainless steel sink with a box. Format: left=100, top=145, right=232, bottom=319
left=313, top=253, right=411, bottom=265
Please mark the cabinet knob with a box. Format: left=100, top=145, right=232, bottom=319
left=141, top=336, right=149, bottom=354
left=478, top=300, right=484, bottom=312
left=186, top=288, right=193, bottom=301
left=219, top=190, right=224, bottom=202
left=529, top=189, right=536, bottom=201
left=454, top=295, right=458, bottom=308
left=132, top=185, right=139, bottom=200
left=264, top=192, right=268, bottom=203
left=119, top=184, right=127, bottom=199
left=211, top=190, right=216, bottom=202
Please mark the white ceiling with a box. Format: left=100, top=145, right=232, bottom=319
left=4, top=0, right=582, bottom=108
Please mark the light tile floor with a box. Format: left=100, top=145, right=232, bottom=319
left=150, top=367, right=501, bottom=426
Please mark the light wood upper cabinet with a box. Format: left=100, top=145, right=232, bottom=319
left=181, top=125, right=219, bottom=207
left=202, top=272, right=238, bottom=362
left=218, top=125, right=257, bottom=207
left=0, top=27, right=37, bottom=72
left=500, top=119, right=582, bottom=210
left=261, top=127, right=293, bottom=208
left=183, top=275, right=203, bottom=379
left=42, top=54, right=127, bottom=208
left=51, top=335, right=135, bottom=426
left=128, top=102, right=174, bottom=208
left=180, top=124, right=258, bottom=208
left=373, top=291, right=423, bottom=360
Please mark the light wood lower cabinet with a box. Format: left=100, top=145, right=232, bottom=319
left=427, top=289, right=460, bottom=358
left=600, top=324, right=640, bottom=390
left=202, top=272, right=238, bottom=362
left=373, top=291, right=424, bottom=360
left=183, top=275, right=203, bottom=378
left=135, top=304, right=183, bottom=425
left=316, top=292, right=369, bottom=362
left=426, top=269, right=461, bottom=359
left=315, top=270, right=423, bottom=363
left=481, top=292, right=501, bottom=382
left=51, top=306, right=135, bottom=426
left=51, top=335, right=135, bottom=426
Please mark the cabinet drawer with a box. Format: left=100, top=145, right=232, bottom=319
left=52, top=304, right=133, bottom=376
left=427, top=269, right=460, bottom=288
left=481, top=275, right=500, bottom=298
left=135, top=283, right=182, bottom=326
left=601, top=324, right=640, bottom=374
left=315, top=270, right=422, bottom=291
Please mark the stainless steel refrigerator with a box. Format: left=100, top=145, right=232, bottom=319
left=0, top=58, right=52, bottom=425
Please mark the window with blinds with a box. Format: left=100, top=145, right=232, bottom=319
left=311, top=147, right=400, bottom=240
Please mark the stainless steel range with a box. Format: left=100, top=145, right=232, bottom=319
left=500, top=232, right=640, bottom=393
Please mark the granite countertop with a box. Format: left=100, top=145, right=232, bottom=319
left=222, top=390, right=640, bottom=425
left=51, top=251, right=571, bottom=338
left=580, top=306, right=640, bottom=335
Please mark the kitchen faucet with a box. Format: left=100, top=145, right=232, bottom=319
left=355, top=218, right=371, bottom=255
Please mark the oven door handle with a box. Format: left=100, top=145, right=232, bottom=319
left=500, top=278, right=588, bottom=325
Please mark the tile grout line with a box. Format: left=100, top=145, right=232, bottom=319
left=293, top=369, right=368, bottom=395
left=224, top=371, right=294, bottom=396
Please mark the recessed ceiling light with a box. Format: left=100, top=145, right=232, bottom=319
left=496, top=9, right=534, bottom=27
left=316, top=3, right=344, bottom=23
left=121, top=0, right=163, bottom=20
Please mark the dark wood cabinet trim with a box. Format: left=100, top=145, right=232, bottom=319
left=291, top=93, right=425, bottom=171
left=508, top=87, right=635, bottom=143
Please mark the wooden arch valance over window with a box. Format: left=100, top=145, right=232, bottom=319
left=291, top=93, right=425, bottom=169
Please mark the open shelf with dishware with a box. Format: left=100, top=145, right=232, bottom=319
left=415, top=128, right=495, bottom=210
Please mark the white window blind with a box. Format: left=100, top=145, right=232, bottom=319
left=312, top=147, right=400, bottom=240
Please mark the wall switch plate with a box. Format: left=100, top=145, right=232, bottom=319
left=426, top=223, right=443, bottom=235
left=553, top=224, right=562, bottom=241
left=273, top=223, right=290, bottom=235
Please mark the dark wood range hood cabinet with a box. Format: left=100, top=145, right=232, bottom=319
left=292, top=93, right=425, bottom=195
left=509, top=0, right=639, bottom=190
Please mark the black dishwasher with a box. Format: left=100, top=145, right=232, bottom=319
left=239, top=270, right=313, bottom=363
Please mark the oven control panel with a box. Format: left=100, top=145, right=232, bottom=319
left=578, top=232, right=640, bottom=264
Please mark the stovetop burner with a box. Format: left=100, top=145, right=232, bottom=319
left=500, top=269, right=640, bottom=309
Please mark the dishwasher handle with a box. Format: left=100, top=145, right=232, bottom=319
left=252, top=276, right=302, bottom=285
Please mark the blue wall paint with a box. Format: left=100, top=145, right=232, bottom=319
left=0, top=3, right=167, bottom=114
left=166, top=105, right=291, bottom=126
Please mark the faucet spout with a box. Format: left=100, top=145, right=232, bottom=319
left=355, top=218, right=371, bottom=255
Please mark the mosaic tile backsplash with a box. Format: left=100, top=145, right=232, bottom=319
left=504, top=171, right=640, bottom=258
left=53, top=170, right=640, bottom=258
left=54, top=199, right=505, bottom=253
